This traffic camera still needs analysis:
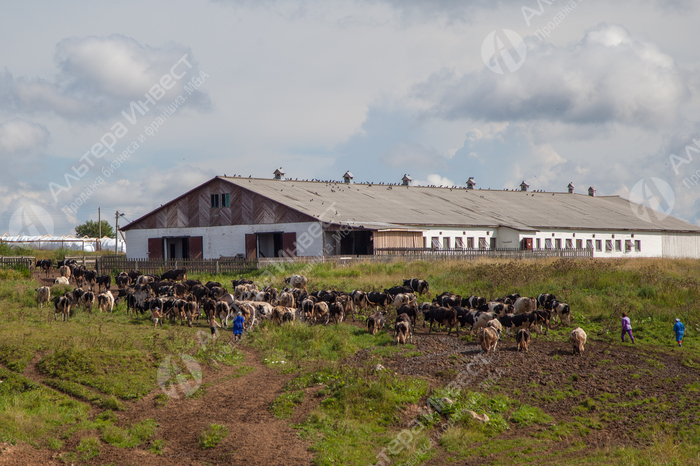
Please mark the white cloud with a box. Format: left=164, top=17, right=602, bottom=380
left=0, top=118, right=50, bottom=154
left=418, top=23, right=689, bottom=128
left=413, top=173, right=456, bottom=187
left=380, top=141, right=450, bottom=169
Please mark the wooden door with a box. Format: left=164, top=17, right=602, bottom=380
left=245, top=234, right=257, bottom=259
left=282, top=232, right=297, bottom=257
left=189, top=236, right=203, bottom=259
left=148, top=238, right=163, bottom=258
left=522, top=238, right=533, bottom=250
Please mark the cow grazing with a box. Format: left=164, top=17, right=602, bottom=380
left=161, top=268, right=187, bottom=282
left=54, top=277, right=70, bottom=286
left=366, top=311, right=386, bottom=335
left=83, top=270, right=97, bottom=291
left=455, top=307, right=477, bottom=333
left=472, top=312, right=498, bottom=333
left=36, top=259, right=52, bottom=277
left=71, top=265, right=86, bottom=286
left=232, top=278, right=254, bottom=288
left=300, top=298, right=315, bottom=323
left=570, top=327, right=587, bottom=356
left=278, top=291, right=295, bottom=309
left=36, top=287, right=51, bottom=308
left=395, top=314, right=413, bottom=345
left=550, top=300, right=571, bottom=326
left=422, top=305, right=459, bottom=335
left=403, top=278, right=430, bottom=296
left=516, top=329, right=531, bottom=352
left=126, top=270, right=142, bottom=282
left=479, top=327, right=499, bottom=353
left=514, top=297, right=536, bottom=314
left=54, top=296, right=71, bottom=321
left=285, top=274, right=308, bottom=292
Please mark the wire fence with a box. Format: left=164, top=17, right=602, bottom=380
left=99, top=256, right=258, bottom=276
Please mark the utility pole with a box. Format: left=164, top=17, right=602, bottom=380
left=115, top=211, right=119, bottom=256
left=98, top=207, right=101, bottom=251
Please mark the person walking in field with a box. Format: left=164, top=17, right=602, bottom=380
left=621, top=312, right=634, bottom=343
left=232, top=311, right=246, bottom=343
left=674, top=318, right=685, bottom=347
left=152, top=307, right=163, bottom=330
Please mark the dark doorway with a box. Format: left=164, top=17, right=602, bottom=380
left=339, top=231, right=373, bottom=255
left=164, top=237, right=191, bottom=259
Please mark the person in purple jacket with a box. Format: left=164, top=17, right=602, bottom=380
left=621, top=312, right=634, bottom=343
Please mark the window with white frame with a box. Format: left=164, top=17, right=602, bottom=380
left=431, top=237, right=440, bottom=249
left=555, top=239, right=562, bottom=249
left=605, top=240, right=613, bottom=252
left=615, top=240, right=621, bottom=251
left=635, top=240, right=641, bottom=252
left=443, top=237, right=451, bottom=249
left=625, top=240, right=633, bottom=253
left=455, top=237, right=464, bottom=249
left=595, top=240, right=601, bottom=251
left=566, top=239, right=573, bottom=249
left=467, top=237, right=474, bottom=249
left=545, top=239, right=552, bottom=249
left=479, top=237, right=487, bottom=249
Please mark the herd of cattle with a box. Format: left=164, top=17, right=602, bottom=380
left=34, top=262, right=588, bottom=356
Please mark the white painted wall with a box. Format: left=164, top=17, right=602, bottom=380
left=124, top=222, right=324, bottom=259
left=662, top=233, right=700, bottom=259
left=418, top=226, right=498, bottom=249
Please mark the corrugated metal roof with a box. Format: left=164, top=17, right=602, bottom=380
left=220, top=176, right=700, bottom=233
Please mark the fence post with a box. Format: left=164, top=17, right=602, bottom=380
left=216, top=261, right=220, bottom=274
left=135, top=259, right=138, bottom=272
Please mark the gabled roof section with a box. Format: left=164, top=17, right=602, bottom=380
left=123, top=176, right=700, bottom=233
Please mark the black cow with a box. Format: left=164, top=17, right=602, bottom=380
left=36, top=259, right=52, bottom=277
left=115, top=273, right=131, bottom=288
left=161, top=268, right=187, bottom=281
left=403, top=278, right=430, bottom=296
left=204, top=280, right=222, bottom=290
left=462, top=296, right=486, bottom=309
left=96, top=275, right=111, bottom=291
left=56, top=259, right=77, bottom=269
left=396, top=304, right=419, bottom=328
left=537, top=293, right=556, bottom=309
left=434, top=292, right=461, bottom=308
left=422, top=305, right=459, bottom=335
left=498, top=312, right=539, bottom=336
left=127, top=270, right=142, bottom=282
left=232, top=279, right=254, bottom=287
left=454, top=306, right=477, bottom=332
left=366, top=292, right=391, bottom=310
left=83, top=270, right=97, bottom=291
left=385, top=286, right=413, bottom=297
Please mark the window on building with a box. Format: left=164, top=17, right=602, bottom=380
left=490, top=238, right=497, bottom=249
left=423, top=237, right=428, bottom=249
left=479, top=237, right=487, bottom=249
left=221, top=193, right=230, bottom=207
left=545, top=239, right=552, bottom=249
left=615, top=240, right=621, bottom=251
left=536, top=238, right=541, bottom=249
left=595, top=240, right=602, bottom=251
left=443, top=237, right=451, bottom=249
left=586, top=239, right=593, bottom=250
left=625, top=240, right=633, bottom=253
left=210, top=194, right=219, bottom=208
left=565, top=239, right=573, bottom=249
left=431, top=237, right=440, bottom=249
left=635, top=240, right=641, bottom=252
left=605, top=240, right=613, bottom=252
left=455, top=237, right=464, bottom=249
left=555, top=239, right=562, bottom=249
left=467, top=237, right=474, bottom=249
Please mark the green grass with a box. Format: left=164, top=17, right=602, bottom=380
left=199, top=423, right=229, bottom=449
left=271, top=390, right=305, bottom=419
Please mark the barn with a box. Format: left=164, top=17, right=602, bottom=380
left=121, top=171, right=700, bottom=260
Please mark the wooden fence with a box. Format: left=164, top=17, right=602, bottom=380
left=99, top=256, right=258, bottom=275
left=0, top=256, right=35, bottom=268
left=372, top=247, right=594, bottom=260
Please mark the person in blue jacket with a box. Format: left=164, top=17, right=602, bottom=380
left=674, top=318, right=685, bottom=347
left=232, top=311, right=246, bottom=343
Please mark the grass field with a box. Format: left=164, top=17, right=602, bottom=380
left=1, top=256, right=700, bottom=465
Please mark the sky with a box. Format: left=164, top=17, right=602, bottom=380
left=1, top=0, right=699, bottom=236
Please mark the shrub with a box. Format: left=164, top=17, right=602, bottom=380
left=199, top=424, right=229, bottom=449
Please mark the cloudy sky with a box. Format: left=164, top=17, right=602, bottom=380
left=2, top=0, right=699, bottom=236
